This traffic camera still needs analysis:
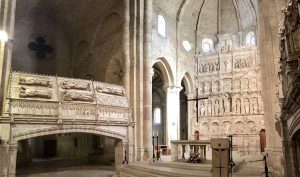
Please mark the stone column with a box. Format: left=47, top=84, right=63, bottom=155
left=114, top=140, right=123, bottom=171
left=0, top=0, right=16, bottom=115
left=258, top=0, right=286, bottom=176
left=143, top=0, right=153, bottom=160
left=122, top=0, right=130, bottom=95
left=165, top=86, right=182, bottom=145
left=186, top=91, right=196, bottom=140
left=8, top=143, right=17, bottom=177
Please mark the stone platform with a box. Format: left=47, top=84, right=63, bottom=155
left=118, top=159, right=264, bottom=177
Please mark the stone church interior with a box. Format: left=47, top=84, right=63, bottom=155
left=0, top=0, right=299, bottom=177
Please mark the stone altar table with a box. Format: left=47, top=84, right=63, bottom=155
left=170, top=140, right=210, bottom=162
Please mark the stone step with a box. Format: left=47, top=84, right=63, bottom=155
left=150, top=161, right=212, bottom=171
left=124, top=162, right=211, bottom=177
left=119, top=165, right=164, bottom=177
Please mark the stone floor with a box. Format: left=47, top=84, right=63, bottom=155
left=16, top=158, right=117, bottom=177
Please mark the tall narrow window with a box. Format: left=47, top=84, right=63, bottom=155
left=203, top=42, right=210, bottom=53
left=154, top=107, right=161, bottom=124
left=202, top=38, right=213, bottom=53
left=158, top=15, right=166, bottom=37
left=246, top=31, right=256, bottom=46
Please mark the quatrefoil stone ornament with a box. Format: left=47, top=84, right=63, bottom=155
left=28, top=36, right=53, bottom=59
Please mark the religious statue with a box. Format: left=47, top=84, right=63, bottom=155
left=19, top=87, right=52, bottom=99
left=252, top=98, right=259, bottom=114
left=63, top=91, right=94, bottom=102
left=61, top=81, right=91, bottom=90
left=214, top=100, right=220, bottom=115
left=244, top=99, right=250, bottom=114
left=236, top=99, right=241, bottom=114
left=19, top=77, right=52, bottom=88
left=223, top=94, right=231, bottom=113
left=207, top=101, right=212, bottom=115
left=200, top=101, right=205, bottom=116
left=236, top=121, right=244, bottom=133
left=212, top=123, right=219, bottom=134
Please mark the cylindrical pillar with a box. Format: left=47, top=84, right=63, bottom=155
left=143, top=0, right=153, bottom=160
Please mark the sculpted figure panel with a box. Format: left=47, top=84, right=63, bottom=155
left=19, top=77, right=52, bottom=88
left=236, top=98, right=241, bottom=114
left=207, top=101, right=212, bottom=115
left=214, top=100, right=220, bottom=115
left=19, top=87, right=52, bottom=99
left=222, top=121, right=232, bottom=134
left=212, top=122, right=219, bottom=134
left=96, top=85, right=125, bottom=96
left=200, top=101, right=205, bottom=116
left=236, top=121, right=244, bottom=133
left=252, top=97, right=259, bottom=114
left=61, top=81, right=91, bottom=90
left=247, top=121, right=256, bottom=133
left=244, top=98, right=250, bottom=114
left=63, top=91, right=94, bottom=102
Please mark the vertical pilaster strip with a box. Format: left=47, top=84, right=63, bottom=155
left=143, top=0, right=152, bottom=160
left=0, top=0, right=16, bottom=115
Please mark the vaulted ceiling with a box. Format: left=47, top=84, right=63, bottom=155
left=15, top=0, right=120, bottom=41
left=154, top=0, right=257, bottom=34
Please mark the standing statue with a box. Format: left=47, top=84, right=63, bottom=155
left=214, top=100, right=220, bottom=115
left=244, top=99, right=250, bottom=114
left=207, top=101, right=212, bottom=115
left=223, top=94, right=231, bottom=113
left=200, top=101, right=205, bottom=116
left=236, top=99, right=241, bottom=114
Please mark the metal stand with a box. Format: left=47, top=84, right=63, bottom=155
left=122, top=150, right=128, bottom=164
left=151, top=135, right=160, bottom=162
left=228, top=135, right=235, bottom=177
left=152, top=136, right=155, bottom=162
left=156, top=136, right=160, bottom=160
left=261, top=154, right=272, bottom=177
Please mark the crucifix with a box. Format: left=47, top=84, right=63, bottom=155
left=187, top=87, right=208, bottom=122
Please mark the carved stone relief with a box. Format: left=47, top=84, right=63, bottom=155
left=19, top=77, right=52, bottom=87
left=19, top=87, right=52, bottom=99
left=61, top=81, right=91, bottom=90
left=96, top=85, right=125, bottom=96
left=62, top=91, right=94, bottom=102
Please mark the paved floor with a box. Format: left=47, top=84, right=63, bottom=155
left=17, top=168, right=116, bottom=177
left=16, top=158, right=117, bottom=177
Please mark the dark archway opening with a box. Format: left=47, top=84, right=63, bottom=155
left=180, top=80, right=188, bottom=140
left=152, top=64, right=166, bottom=145
left=259, top=129, right=266, bottom=153
left=16, top=133, right=117, bottom=176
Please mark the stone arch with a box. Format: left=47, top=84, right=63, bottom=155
left=181, top=72, right=194, bottom=93
left=12, top=126, right=126, bottom=142
left=154, top=57, right=175, bottom=87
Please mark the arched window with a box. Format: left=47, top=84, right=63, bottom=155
left=154, top=107, right=161, bottom=124
left=158, top=15, right=166, bottom=37
left=246, top=31, right=256, bottom=46
left=203, top=43, right=210, bottom=53
left=202, top=38, right=214, bottom=53
left=182, top=40, right=192, bottom=51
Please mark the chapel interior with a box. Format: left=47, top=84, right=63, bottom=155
left=0, top=0, right=299, bottom=177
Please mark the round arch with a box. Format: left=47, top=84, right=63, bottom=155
left=181, top=72, right=194, bottom=93
left=154, top=57, right=175, bottom=87
left=13, top=126, right=126, bottom=142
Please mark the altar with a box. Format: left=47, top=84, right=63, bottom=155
left=170, top=140, right=210, bottom=162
